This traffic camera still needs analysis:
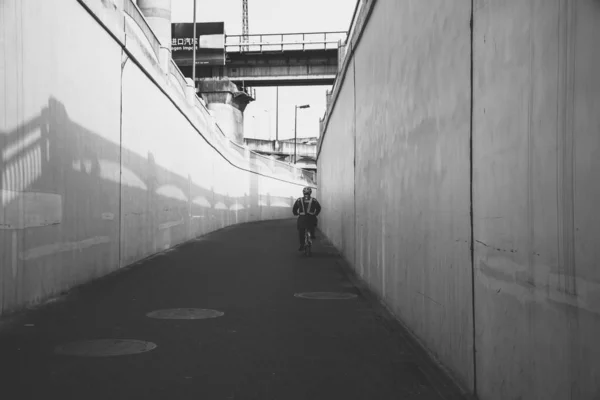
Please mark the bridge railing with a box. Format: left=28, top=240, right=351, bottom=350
left=225, top=31, right=347, bottom=53
left=168, top=58, right=188, bottom=97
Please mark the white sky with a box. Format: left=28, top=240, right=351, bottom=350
left=171, top=0, right=357, bottom=140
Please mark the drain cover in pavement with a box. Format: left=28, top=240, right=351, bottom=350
left=146, top=308, right=224, bottom=319
left=54, top=339, right=156, bottom=357
left=294, top=292, right=358, bottom=300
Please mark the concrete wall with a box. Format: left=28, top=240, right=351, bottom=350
left=320, top=0, right=473, bottom=388
left=318, top=0, right=600, bottom=399
left=318, top=60, right=356, bottom=264
left=205, top=103, right=244, bottom=144
left=473, top=2, right=600, bottom=399
left=0, top=0, right=313, bottom=317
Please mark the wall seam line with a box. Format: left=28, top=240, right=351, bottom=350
left=469, top=0, right=478, bottom=396
left=353, top=55, right=357, bottom=271
left=119, top=34, right=129, bottom=269
left=119, top=48, right=124, bottom=270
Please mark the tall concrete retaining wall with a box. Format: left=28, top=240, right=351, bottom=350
left=318, top=0, right=600, bottom=399
left=0, top=0, right=314, bottom=317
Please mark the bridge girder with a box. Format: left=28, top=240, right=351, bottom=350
left=178, top=49, right=339, bottom=87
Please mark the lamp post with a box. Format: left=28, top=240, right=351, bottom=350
left=275, top=87, right=279, bottom=145
left=294, top=104, right=310, bottom=164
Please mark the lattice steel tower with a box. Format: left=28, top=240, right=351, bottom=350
left=242, top=0, right=249, bottom=51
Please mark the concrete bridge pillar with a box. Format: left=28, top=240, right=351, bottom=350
left=136, top=0, right=172, bottom=50
left=197, top=79, right=254, bottom=145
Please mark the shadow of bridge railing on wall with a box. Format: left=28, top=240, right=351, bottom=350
left=0, top=97, right=300, bottom=315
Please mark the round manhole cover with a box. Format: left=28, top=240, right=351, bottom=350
left=146, top=308, right=224, bottom=320
left=294, top=292, right=358, bottom=300
left=54, top=339, right=156, bottom=357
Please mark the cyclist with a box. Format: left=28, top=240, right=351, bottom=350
left=292, top=187, right=322, bottom=251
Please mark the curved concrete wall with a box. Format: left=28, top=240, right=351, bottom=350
left=0, top=0, right=313, bottom=316
left=318, top=0, right=600, bottom=399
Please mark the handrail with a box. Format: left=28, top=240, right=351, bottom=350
left=214, top=123, right=228, bottom=139
left=168, top=59, right=188, bottom=95
left=227, top=31, right=347, bottom=38
left=123, top=0, right=161, bottom=58
left=347, top=0, right=363, bottom=39
left=194, top=95, right=206, bottom=112
left=225, top=31, right=346, bottom=53
left=225, top=40, right=342, bottom=47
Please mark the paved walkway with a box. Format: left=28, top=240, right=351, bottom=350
left=0, top=219, right=469, bottom=400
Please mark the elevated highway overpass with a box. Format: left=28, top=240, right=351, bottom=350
left=177, top=32, right=347, bottom=87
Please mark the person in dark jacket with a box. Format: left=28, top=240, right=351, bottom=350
left=292, top=187, right=322, bottom=251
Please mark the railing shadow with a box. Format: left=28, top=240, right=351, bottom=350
left=0, top=97, right=288, bottom=315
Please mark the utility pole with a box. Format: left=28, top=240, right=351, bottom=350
left=192, top=0, right=197, bottom=88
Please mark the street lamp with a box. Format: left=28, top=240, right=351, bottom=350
left=294, top=104, right=310, bottom=164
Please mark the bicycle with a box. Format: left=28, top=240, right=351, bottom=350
left=303, top=228, right=312, bottom=257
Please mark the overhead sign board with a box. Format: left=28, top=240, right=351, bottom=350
left=171, top=22, right=226, bottom=66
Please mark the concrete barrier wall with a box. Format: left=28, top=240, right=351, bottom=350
left=318, top=0, right=600, bottom=398
left=0, top=0, right=313, bottom=316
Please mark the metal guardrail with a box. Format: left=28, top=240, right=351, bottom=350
left=194, top=95, right=206, bottom=112
left=214, top=123, right=228, bottom=139
left=123, top=0, right=161, bottom=59
left=225, top=31, right=347, bottom=53
left=347, top=0, right=364, bottom=39
left=169, top=59, right=188, bottom=95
